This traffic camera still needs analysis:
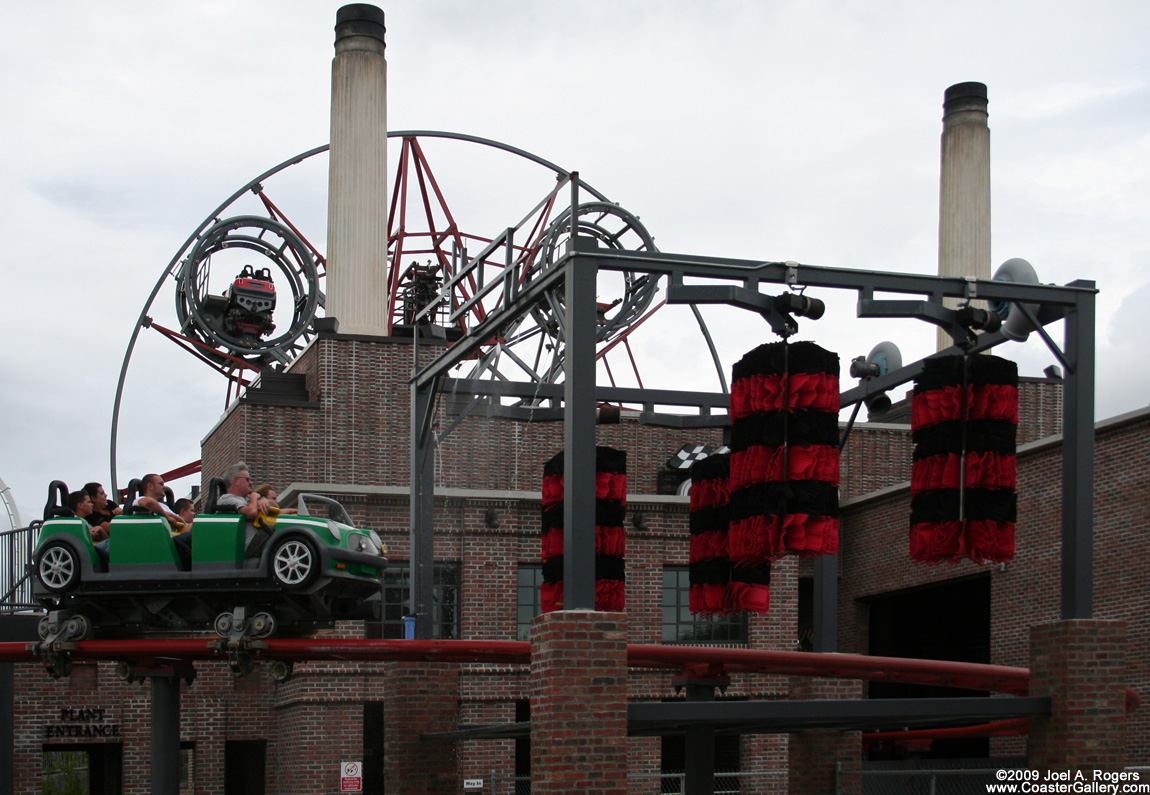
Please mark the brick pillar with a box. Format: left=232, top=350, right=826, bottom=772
left=273, top=662, right=368, bottom=795
left=193, top=695, right=226, bottom=795
left=787, top=676, right=863, bottom=795
left=530, top=610, right=628, bottom=794
left=121, top=692, right=151, bottom=795
left=1028, top=619, right=1127, bottom=770
left=383, top=661, right=460, bottom=794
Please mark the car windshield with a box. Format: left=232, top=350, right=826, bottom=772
left=296, top=493, right=355, bottom=526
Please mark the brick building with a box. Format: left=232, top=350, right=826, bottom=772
left=5, top=327, right=1144, bottom=793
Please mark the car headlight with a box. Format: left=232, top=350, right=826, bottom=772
left=349, top=532, right=380, bottom=555
left=368, top=529, right=386, bottom=554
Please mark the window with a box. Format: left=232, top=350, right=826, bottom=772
left=662, top=567, right=747, bottom=643
left=380, top=562, right=461, bottom=639
left=517, top=564, right=544, bottom=641
left=42, top=744, right=123, bottom=794
left=42, top=750, right=88, bottom=795
left=797, top=576, right=813, bottom=651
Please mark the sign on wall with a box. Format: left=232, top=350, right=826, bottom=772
left=340, top=761, right=363, bottom=792
left=43, top=708, right=122, bottom=739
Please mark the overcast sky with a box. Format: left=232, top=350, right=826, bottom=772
left=1, top=1, right=1148, bottom=527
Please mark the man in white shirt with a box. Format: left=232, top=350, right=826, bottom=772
left=216, top=462, right=273, bottom=557
left=133, top=473, right=184, bottom=527
left=132, top=473, right=192, bottom=564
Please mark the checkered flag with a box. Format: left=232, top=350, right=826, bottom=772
left=666, top=444, right=714, bottom=471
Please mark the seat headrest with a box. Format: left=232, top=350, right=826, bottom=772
left=125, top=479, right=151, bottom=515
left=43, top=480, right=71, bottom=521
left=204, top=477, right=229, bottom=514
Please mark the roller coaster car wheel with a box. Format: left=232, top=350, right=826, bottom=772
left=251, top=611, right=277, bottom=638
left=37, top=542, right=80, bottom=594
left=270, top=537, right=319, bottom=590
left=65, top=615, right=92, bottom=641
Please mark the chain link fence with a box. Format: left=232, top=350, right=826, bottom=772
left=487, top=769, right=788, bottom=794
left=859, top=761, right=1027, bottom=795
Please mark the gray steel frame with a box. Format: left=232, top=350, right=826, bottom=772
left=629, top=695, right=1051, bottom=736
left=431, top=696, right=1052, bottom=740
left=410, top=241, right=1096, bottom=628
left=407, top=187, right=1097, bottom=745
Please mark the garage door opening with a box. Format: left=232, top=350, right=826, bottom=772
left=864, top=573, right=991, bottom=759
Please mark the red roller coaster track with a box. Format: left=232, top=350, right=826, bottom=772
left=1, top=638, right=1137, bottom=749
left=1, top=637, right=1139, bottom=712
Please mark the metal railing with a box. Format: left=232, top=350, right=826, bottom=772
left=0, top=521, right=37, bottom=612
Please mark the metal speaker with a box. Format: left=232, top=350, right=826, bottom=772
left=849, top=341, right=902, bottom=416
left=991, top=258, right=1040, bottom=342
left=849, top=341, right=903, bottom=379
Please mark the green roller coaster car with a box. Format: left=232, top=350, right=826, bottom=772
left=30, top=479, right=387, bottom=640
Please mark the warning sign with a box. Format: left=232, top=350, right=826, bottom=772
left=340, top=761, right=363, bottom=792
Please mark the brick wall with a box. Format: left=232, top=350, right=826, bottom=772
left=1028, top=619, right=1127, bottom=769
left=203, top=334, right=731, bottom=495
left=12, top=658, right=280, bottom=795
left=383, top=661, right=460, bottom=793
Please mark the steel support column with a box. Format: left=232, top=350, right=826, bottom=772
left=684, top=682, right=717, bottom=795
left=812, top=554, right=838, bottom=653
left=411, top=374, right=438, bottom=639
left=150, top=673, right=181, bottom=795
left=562, top=242, right=599, bottom=609
left=1061, top=281, right=1096, bottom=619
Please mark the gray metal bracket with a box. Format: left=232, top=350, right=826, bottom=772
left=207, top=606, right=275, bottom=676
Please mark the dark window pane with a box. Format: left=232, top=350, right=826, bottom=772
left=378, top=562, right=460, bottom=639
left=661, top=565, right=747, bottom=644
left=517, top=564, right=544, bottom=641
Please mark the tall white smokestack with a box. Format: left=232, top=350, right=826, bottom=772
left=325, top=4, right=389, bottom=336
left=937, top=82, right=990, bottom=351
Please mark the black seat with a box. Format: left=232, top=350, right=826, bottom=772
left=164, top=485, right=177, bottom=513
left=43, top=480, right=72, bottom=520
left=124, top=479, right=151, bottom=515
left=204, top=477, right=229, bottom=514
